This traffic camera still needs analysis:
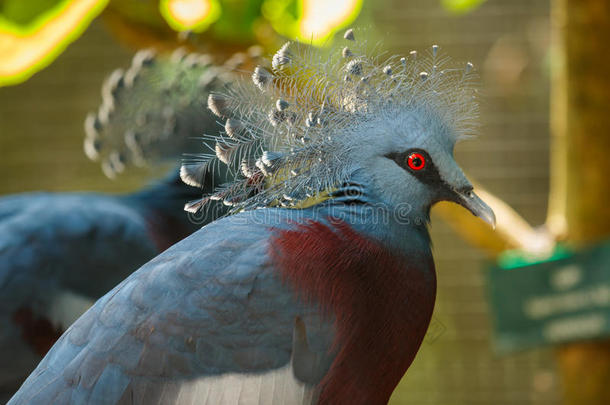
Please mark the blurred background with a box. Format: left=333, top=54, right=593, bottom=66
left=2, top=0, right=607, bottom=404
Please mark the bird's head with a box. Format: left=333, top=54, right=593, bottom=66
left=345, top=106, right=495, bottom=226
left=182, top=29, right=495, bottom=227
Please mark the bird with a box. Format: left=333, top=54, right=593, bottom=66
left=0, top=170, right=226, bottom=399
left=0, top=48, right=234, bottom=399
left=8, top=29, right=495, bottom=405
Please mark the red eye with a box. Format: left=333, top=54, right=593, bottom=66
left=407, top=152, right=426, bottom=171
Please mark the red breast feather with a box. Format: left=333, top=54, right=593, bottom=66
left=270, top=219, right=436, bottom=404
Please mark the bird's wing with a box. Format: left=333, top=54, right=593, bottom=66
left=8, top=211, right=328, bottom=405
left=0, top=193, right=158, bottom=386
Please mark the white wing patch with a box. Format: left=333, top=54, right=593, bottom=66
left=47, top=290, right=95, bottom=331
left=121, top=365, right=316, bottom=405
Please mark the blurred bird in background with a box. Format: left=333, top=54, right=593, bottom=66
left=0, top=47, right=242, bottom=399
left=9, top=30, right=495, bottom=404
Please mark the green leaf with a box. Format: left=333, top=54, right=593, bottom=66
left=441, top=0, right=487, bottom=15
left=0, top=0, right=63, bottom=25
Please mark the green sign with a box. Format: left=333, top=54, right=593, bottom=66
left=488, top=241, right=610, bottom=353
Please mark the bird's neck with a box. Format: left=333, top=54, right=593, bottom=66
left=323, top=179, right=433, bottom=256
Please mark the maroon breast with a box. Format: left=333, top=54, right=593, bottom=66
left=270, top=219, right=437, bottom=405
left=145, top=209, right=194, bottom=253
left=12, top=307, right=63, bottom=356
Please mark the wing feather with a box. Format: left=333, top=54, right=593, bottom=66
left=9, top=210, right=328, bottom=404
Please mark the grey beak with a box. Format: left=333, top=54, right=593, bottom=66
left=455, top=188, right=496, bottom=229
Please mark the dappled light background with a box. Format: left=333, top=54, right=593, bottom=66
left=0, top=0, right=556, bottom=404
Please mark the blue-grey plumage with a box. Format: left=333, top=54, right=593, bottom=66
left=1, top=45, right=240, bottom=397
left=0, top=170, right=225, bottom=400
left=7, top=196, right=433, bottom=405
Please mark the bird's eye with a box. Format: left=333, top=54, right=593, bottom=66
left=407, top=152, right=426, bottom=171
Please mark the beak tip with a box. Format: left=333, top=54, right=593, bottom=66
left=483, top=210, right=497, bottom=230
left=472, top=206, right=496, bottom=229
left=457, top=189, right=496, bottom=230
left=475, top=204, right=496, bottom=231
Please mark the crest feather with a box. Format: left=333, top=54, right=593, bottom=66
left=183, top=29, right=479, bottom=212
